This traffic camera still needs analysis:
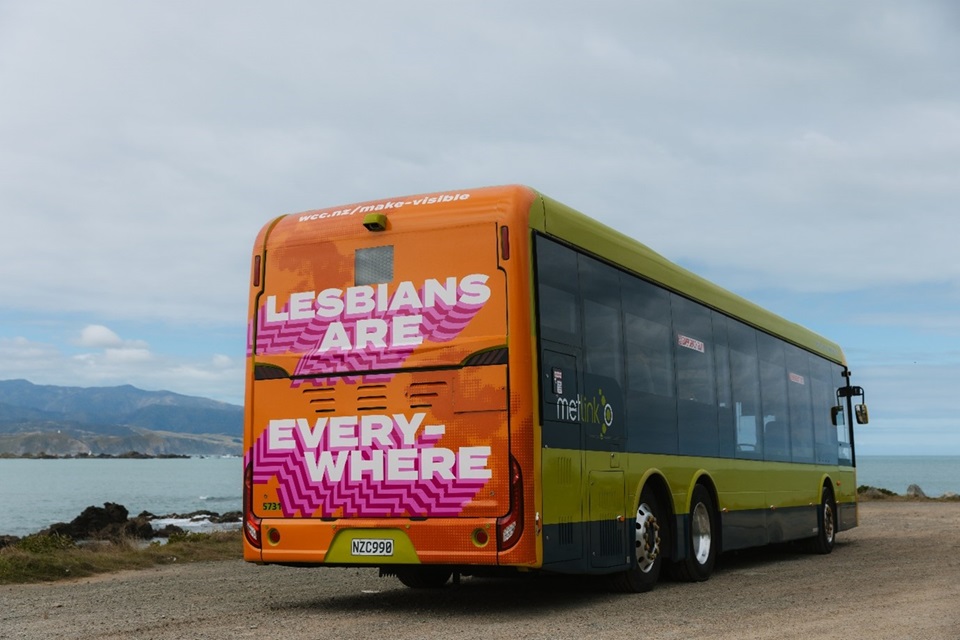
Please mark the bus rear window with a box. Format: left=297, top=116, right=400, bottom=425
left=355, top=245, right=394, bottom=285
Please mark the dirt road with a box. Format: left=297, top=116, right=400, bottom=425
left=3, top=501, right=959, bottom=640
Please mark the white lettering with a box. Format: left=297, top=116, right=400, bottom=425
left=360, top=415, right=393, bottom=447
left=328, top=416, right=358, bottom=448
left=421, top=448, right=456, bottom=480
left=297, top=417, right=327, bottom=449
left=318, top=322, right=351, bottom=352
left=266, top=296, right=288, bottom=322
left=346, top=285, right=376, bottom=315
left=392, top=315, right=423, bottom=347
left=458, top=446, right=492, bottom=480
left=290, top=291, right=315, bottom=320
left=387, top=449, right=418, bottom=481
left=355, top=318, right=388, bottom=349
left=394, top=412, right=425, bottom=445
left=268, top=419, right=297, bottom=450
left=459, top=274, right=491, bottom=305
left=305, top=450, right=348, bottom=482
left=349, top=449, right=385, bottom=481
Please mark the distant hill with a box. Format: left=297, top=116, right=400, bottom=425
left=0, top=380, right=243, bottom=456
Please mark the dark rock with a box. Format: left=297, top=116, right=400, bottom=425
left=41, top=502, right=130, bottom=540
left=210, top=511, right=241, bottom=523
left=906, top=484, right=927, bottom=499
left=0, top=535, right=20, bottom=549
left=154, top=524, right=186, bottom=538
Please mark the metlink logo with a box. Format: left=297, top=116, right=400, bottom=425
left=556, top=388, right=614, bottom=437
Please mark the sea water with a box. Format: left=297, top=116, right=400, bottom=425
left=1, top=455, right=957, bottom=537
left=0, top=457, right=241, bottom=537
left=855, top=455, right=959, bottom=497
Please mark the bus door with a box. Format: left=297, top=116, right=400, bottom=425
left=540, top=344, right=585, bottom=567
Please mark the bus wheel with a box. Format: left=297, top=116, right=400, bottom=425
left=611, top=486, right=664, bottom=593
left=808, top=489, right=836, bottom=555
left=672, top=484, right=717, bottom=582
left=394, top=566, right=453, bottom=589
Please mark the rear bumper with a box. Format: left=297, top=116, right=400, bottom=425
left=245, top=517, right=502, bottom=566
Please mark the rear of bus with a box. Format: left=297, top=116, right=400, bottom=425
left=243, top=186, right=538, bottom=583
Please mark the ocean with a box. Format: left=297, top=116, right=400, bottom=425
left=0, top=457, right=242, bottom=538
left=0, top=455, right=956, bottom=538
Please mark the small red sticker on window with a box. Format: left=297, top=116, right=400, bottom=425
left=677, top=334, right=705, bottom=353
left=789, top=372, right=805, bottom=385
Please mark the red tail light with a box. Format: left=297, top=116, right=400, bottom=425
left=243, top=461, right=262, bottom=549
left=252, top=255, right=262, bottom=287
left=500, top=225, right=510, bottom=261
left=496, top=456, right=523, bottom=551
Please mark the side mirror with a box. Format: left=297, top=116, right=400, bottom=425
left=830, top=405, right=844, bottom=426
left=855, top=403, right=869, bottom=425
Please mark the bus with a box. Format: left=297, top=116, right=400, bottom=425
left=243, top=185, right=868, bottom=592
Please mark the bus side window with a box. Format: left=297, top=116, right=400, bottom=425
left=758, top=334, right=790, bottom=463
left=535, top=236, right=580, bottom=345
left=621, top=273, right=677, bottom=455
left=727, top=320, right=762, bottom=460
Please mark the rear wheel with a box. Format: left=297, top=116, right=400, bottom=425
left=610, top=486, right=665, bottom=593
left=670, top=484, right=717, bottom=582
left=395, top=566, right=453, bottom=589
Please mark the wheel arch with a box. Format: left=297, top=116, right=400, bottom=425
left=631, top=470, right=675, bottom=562
left=684, top=471, right=722, bottom=554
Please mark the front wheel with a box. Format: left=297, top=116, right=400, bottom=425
left=610, top=486, right=665, bottom=593
left=670, top=484, right=717, bottom=582
left=807, top=489, right=836, bottom=554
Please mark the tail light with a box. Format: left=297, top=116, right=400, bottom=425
left=496, top=456, right=523, bottom=551
left=243, top=461, right=262, bottom=549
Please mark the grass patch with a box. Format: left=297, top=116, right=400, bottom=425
left=0, top=530, right=242, bottom=584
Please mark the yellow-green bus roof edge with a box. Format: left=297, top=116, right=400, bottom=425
left=526, top=190, right=846, bottom=366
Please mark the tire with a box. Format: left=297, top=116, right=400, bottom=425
left=610, top=486, right=665, bottom=593
left=670, top=484, right=717, bottom=582
left=394, top=566, right=453, bottom=589
left=807, top=488, right=836, bottom=555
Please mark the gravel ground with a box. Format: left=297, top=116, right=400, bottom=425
left=3, top=500, right=959, bottom=640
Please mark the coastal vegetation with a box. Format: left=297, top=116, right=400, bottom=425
left=4, top=488, right=958, bottom=585
left=0, top=530, right=241, bottom=584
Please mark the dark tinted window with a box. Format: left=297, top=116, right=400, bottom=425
left=579, top=255, right=623, bottom=385
left=622, top=274, right=677, bottom=454
left=535, top=236, right=580, bottom=343
left=673, top=295, right=718, bottom=457
left=786, top=345, right=815, bottom=463
left=728, top=321, right=762, bottom=460
left=758, top=333, right=790, bottom=462
left=810, top=356, right=840, bottom=465
left=713, top=313, right=736, bottom=458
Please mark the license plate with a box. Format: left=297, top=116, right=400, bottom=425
left=351, top=538, right=394, bottom=557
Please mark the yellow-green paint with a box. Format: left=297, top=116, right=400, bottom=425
left=324, top=528, right=421, bottom=564
left=541, top=447, right=856, bottom=526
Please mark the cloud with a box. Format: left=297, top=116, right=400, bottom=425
left=77, top=325, right=124, bottom=348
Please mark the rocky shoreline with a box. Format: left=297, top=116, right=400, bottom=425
left=4, top=485, right=955, bottom=551
left=0, top=502, right=241, bottom=549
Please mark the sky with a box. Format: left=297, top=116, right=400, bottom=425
left=1, top=1, right=958, bottom=455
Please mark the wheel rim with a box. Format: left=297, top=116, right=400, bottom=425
left=690, top=501, right=712, bottom=565
left=635, top=502, right=661, bottom=573
left=823, top=501, right=835, bottom=544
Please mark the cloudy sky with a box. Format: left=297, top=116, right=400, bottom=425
left=2, top=1, right=958, bottom=454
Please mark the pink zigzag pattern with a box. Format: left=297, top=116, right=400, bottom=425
left=250, top=419, right=488, bottom=517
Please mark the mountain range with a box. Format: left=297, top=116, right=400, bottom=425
left=0, top=379, right=243, bottom=457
